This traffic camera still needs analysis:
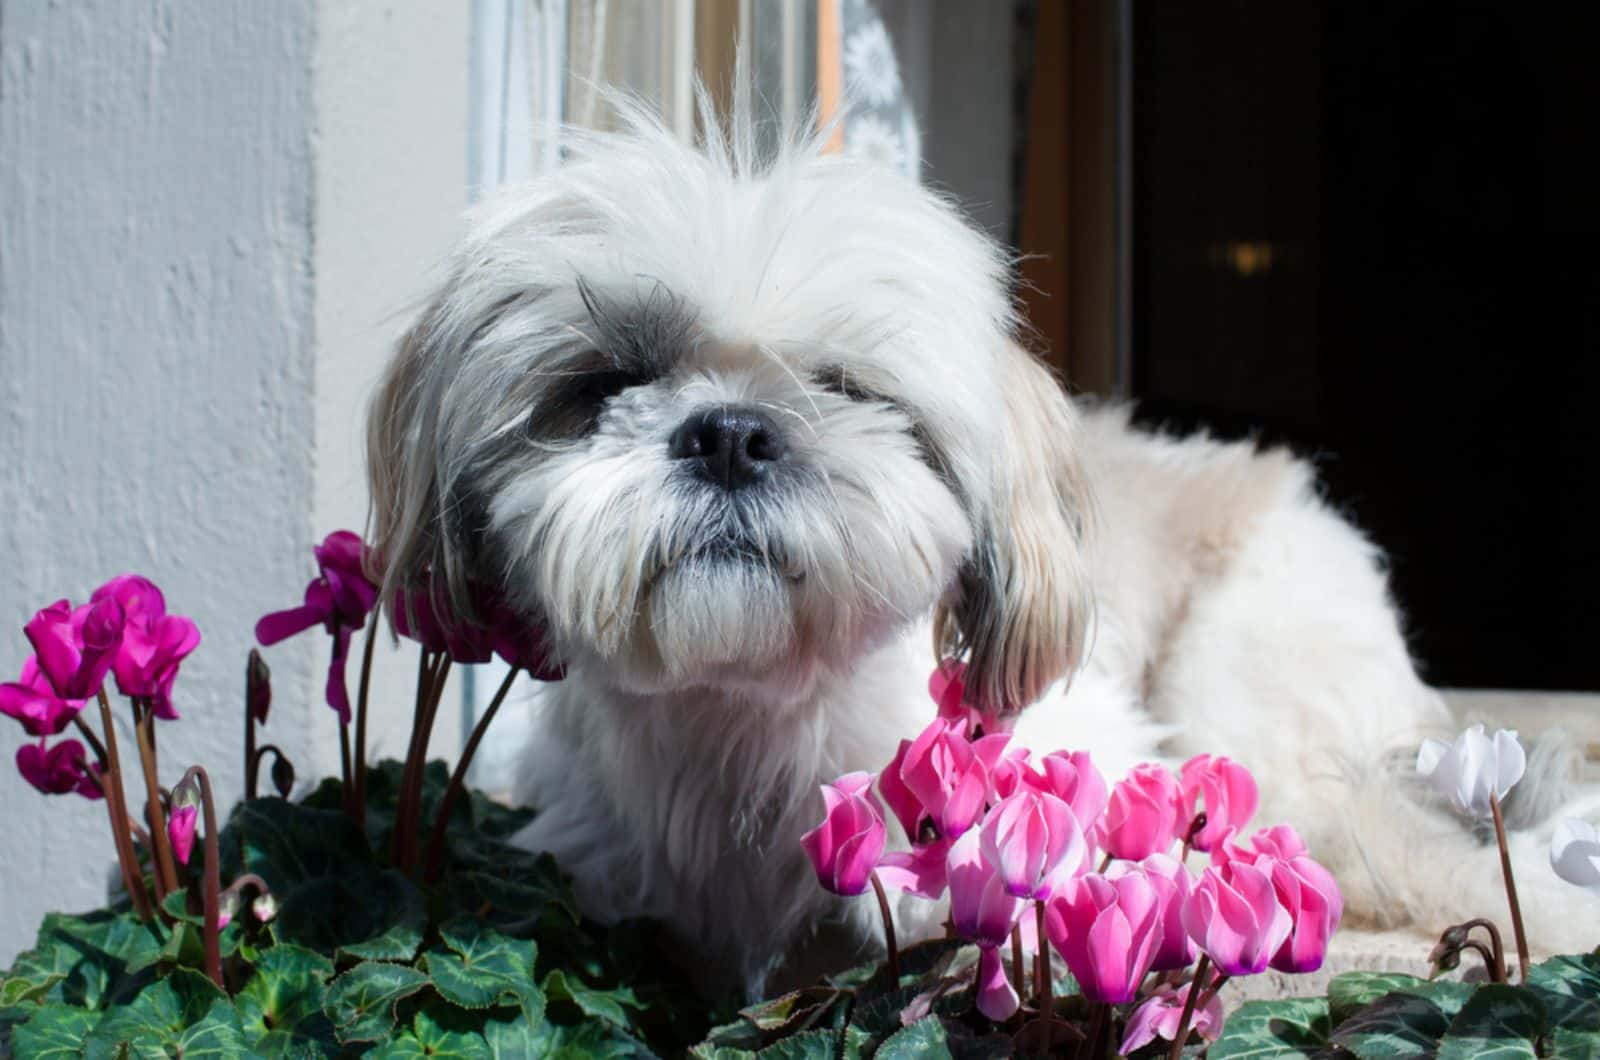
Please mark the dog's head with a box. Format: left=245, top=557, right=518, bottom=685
left=366, top=97, right=1092, bottom=710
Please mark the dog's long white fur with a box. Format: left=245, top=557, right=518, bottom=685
left=366, top=91, right=1599, bottom=996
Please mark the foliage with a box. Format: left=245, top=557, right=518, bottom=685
left=0, top=761, right=729, bottom=1058
left=691, top=949, right=1600, bottom=1058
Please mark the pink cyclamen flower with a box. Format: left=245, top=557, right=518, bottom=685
left=256, top=532, right=378, bottom=723
left=92, top=575, right=201, bottom=720
left=980, top=789, right=1088, bottom=900
left=948, top=824, right=1025, bottom=1018
left=1183, top=859, right=1293, bottom=976
left=900, top=719, right=1011, bottom=840
left=1266, top=855, right=1343, bottom=973
left=974, top=944, right=1019, bottom=1022
left=1120, top=983, right=1224, bottom=1055
left=1, top=657, right=87, bottom=737
left=876, top=838, right=952, bottom=900
left=927, top=659, right=1007, bottom=736
left=1178, top=754, right=1260, bottom=853
left=16, top=738, right=101, bottom=799
left=1113, top=852, right=1197, bottom=972
left=1046, top=870, right=1164, bottom=1004
left=1103, top=762, right=1183, bottom=861
left=168, top=803, right=199, bottom=865
left=25, top=595, right=124, bottom=700
left=947, top=828, right=1025, bottom=947
left=1214, top=823, right=1311, bottom=868
left=800, top=772, right=887, bottom=897
left=994, top=750, right=1108, bottom=843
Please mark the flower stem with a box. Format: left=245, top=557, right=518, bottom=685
left=1462, top=918, right=1508, bottom=983
left=1168, top=955, right=1211, bottom=1060
left=243, top=657, right=258, bottom=800
left=180, top=765, right=224, bottom=989
left=390, top=649, right=436, bottom=866
left=1489, top=793, right=1531, bottom=982
left=134, top=705, right=178, bottom=902
left=97, top=689, right=152, bottom=921
left=72, top=713, right=110, bottom=768
left=1011, top=923, right=1026, bottom=1001
left=353, top=620, right=377, bottom=826
left=1086, top=1003, right=1107, bottom=1059
left=1034, top=902, right=1052, bottom=1050
left=423, top=666, right=520, bottom=883
left=869, top=870, right=900, bottom=982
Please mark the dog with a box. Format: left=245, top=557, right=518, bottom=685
left=364, top=90, right=1598, bottom=997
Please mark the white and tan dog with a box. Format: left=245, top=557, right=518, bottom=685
left=365, top=92, right=1596, bottom=996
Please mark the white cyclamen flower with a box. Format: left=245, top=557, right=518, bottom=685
left=1551, top=818, right=1600, bottom=893
left=1416, top=724, right=1525, bottom=819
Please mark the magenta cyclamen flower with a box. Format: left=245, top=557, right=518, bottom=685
left=800, top=772, right=887, bottom=897
left=947, top=829, right=1025, bottom=1021
left=927, top=659, right=1006, bottom=735
left=1113, top=852, right=1197, bottom=972
left=947, top=828, right=1025, bottom=947
left=16, top=738, right=101, bottom=799
left=1266, top=855, right=1342, bottom=973
left=1046, top=870, right=1164, bottom=1004
left=256, top=531, right=378, bottom=723
left=25, top=596, right=124, bottom=701
left=1, top=657, right=87, bottom=737
left=1120, top=983, right=1224, bottom=1055
left=1103, top=762, right=1183, bottom=861
left=980, top=789, right=1087, bottom=900
left=168, top=803, right=199, bottom=865
left=93, top=574, right=201, bottom=720
left=1183, top=859, right=1293, bottom=976
left=900, top=719, right=1011, bottom=840
left=992, top=750, right=1108, bottom=843
left=394, top=581, right=564, bottom=680
left=1178, top=754, right=1260, bottom=853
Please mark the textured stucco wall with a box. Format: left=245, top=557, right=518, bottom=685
left=0, top=2, right=320, bottom=961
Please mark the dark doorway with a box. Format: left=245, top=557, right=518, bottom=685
left=1129, top=1, right=1599, bottom=690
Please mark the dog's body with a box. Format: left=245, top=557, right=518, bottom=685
left=367, top=94, right=1597, bottom=998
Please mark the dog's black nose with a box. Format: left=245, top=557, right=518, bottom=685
left=667, top=405, right=787, bottom=490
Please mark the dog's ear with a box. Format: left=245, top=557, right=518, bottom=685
left=365, top=309, right=456, bottom=613
left=934, top=342, right=1095, bottom=714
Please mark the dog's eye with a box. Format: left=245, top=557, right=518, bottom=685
left=528, top=365, right=651, bottom=438
left=813, top=366, right=880, bottom=403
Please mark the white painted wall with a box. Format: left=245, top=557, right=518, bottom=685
left=311, top=1, right=471, bottom=778
left=0, top=1, right=471, bottom=963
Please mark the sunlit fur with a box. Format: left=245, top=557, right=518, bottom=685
left=367, top=91, right=1598, bottom=997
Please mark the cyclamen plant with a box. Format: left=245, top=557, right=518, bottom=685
left=799, top=661, right=1343, bottom=1058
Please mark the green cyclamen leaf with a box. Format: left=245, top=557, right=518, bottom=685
left=1329, top=991, right=1452, bottom=1059
left=1329, top=971, right=1477, bottom=1027
left=323, top=961, right=431, bottom=1044
left=367, top=1003, right=494, bottom=1060
left=1208, top=996, right=1333, bottom=1060
left=81, top=968, right=247, bottom=1059
left=874, top=1015, right=954, bottom=1060
left=423, top=918, right=539, bottom=1010
left=748, top=1028, right=842, bottom=1058
left=1529, top=952, right=1600, bottom=1034
left=235, top=943, right=337, bottom=1050
left=7, top=910, right=167, bottom=1009
left=482, top=995, right=551, bottom=1059
left=541, top=968, right=642, bottom=1029
left=10, top=1005, right=98, bottom=1059
left=1435, top=984, right=1547, bottom=1060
